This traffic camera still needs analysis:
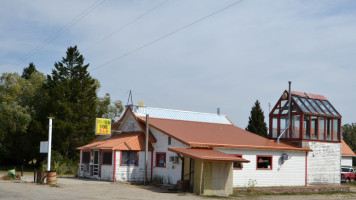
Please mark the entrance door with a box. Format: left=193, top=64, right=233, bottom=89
left=92, top=150, right=100, bottom=178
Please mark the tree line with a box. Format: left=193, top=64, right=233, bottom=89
left=0, top=46, right=123, bottom=167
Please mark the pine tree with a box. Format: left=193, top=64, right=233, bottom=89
left=246, top=100, right=268, bottom=138
left=46, top=46, right=98, bottom=159
left=21, top=62, right=37, bottom=79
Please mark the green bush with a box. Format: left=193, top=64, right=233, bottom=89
left=40, top=150, right=78, bottom=176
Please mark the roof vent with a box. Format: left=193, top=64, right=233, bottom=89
left=217, top=108, right=220, bottom=115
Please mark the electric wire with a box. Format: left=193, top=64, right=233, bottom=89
left=83, top=0, right=170, bottom=52
left=89, top=0, right=243, bottom=72
left=4, top=0, right=105, bottom=73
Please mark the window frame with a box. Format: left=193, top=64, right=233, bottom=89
left=155, top=152, right=167, bottom=168
left=232, top=154, right=243, bottom=170
left=256, top=155, right=273, bottom=170
left=101, top=151, right=113, bottom=165
left=120, top=151, right=139, bottom=166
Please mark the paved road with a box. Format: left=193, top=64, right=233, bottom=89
left=0, top=177, right=355, bottom=200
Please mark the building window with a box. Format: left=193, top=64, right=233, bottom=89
left=102, top=152, right=112, bottom=165
left=121, top=151, right=138, bottom=166
left=257, top=156, right=272, bottom=170
left=82, top=152, right=90, bottom=164
left=232, top=154, right=243, bottom=170
left=168, top=136, right=171, bottom=145
left=156, top=152, right=166, bottom=167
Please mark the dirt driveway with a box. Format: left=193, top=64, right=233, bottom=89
left=0, top=177, right=355, bottom=200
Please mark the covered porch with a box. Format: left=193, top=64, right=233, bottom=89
left=169, top=148, right=249, bottom=196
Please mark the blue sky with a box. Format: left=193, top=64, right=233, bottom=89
left=1, top=0, right=356, bottom=128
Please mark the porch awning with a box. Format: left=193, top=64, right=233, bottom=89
left=77, top=132, right=153, bottom=151
left=168, top=148, right=250, bottom=163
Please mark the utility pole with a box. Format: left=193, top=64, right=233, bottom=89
left=47, top=117, right=54, bottom=171
left=144, top=114, right=149, bottom=185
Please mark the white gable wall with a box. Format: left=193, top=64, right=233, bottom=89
left=150, top=127, right=189, bottom=184
left=341, top=156, right=353, bottom=167
left=216, top=148, right=306, bottom=187
left=118, top=112, right=142, bottom=132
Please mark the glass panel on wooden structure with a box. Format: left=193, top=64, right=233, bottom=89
left=280, top=100, right=289, bottom=114
left=292, top=96, right=309, bottom=113
left=280, top=116, right=289, bottom=138
left=304, top=116, right=311, bottom=139
left=315, top=100, right=331, bottom=115
left=272, top=117, right=278, bottom=138
left=322, top=100, right=339, bottom=116
left=326, top=119, right=332, bottom=140
left=318, top=117, right=325, bottom=140
left=311, top=116, right=318, bottom=140
left=333, top=119, right=339, bottom=141
left=292, top=115, right=300, bottom=138
left=300, top=97, right=317, bottom=113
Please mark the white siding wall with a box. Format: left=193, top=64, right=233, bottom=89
left=115, top=151, right=152, bottom=182
left=150, top=127, right=188, bottom=184
left=216, top=148, right=306, bottom=187
left=341, top=156, right=353, bottom=167
left=101, top=165, right=113, bottom=181
left=304, top=142, right=341, bottom=185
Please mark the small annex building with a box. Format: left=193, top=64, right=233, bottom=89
left=341, top=139, right=356, bottom=167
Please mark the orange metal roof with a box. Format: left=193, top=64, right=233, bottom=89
left=169, top=148, right=250, bottom=162
left=138, top=117, right=310, bottom=152
left=341, top=139, right=356, bottom=156
left=77, top=132, right=153, bottom=151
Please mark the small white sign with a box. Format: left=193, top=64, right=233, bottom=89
left=40, top=141, right=48, bottom=153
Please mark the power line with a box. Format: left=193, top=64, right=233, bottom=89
left=4, top=0, right=105, bottom=73
left=90, top=0, right=243, bottom=72
left=83, top=0, right=170, bottom=52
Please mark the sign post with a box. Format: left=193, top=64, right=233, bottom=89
left=47, top=117, right=54, bottom=171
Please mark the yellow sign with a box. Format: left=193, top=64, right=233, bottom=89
left=95, top=118, right=111, bottom=135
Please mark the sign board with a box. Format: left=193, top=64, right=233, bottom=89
left=95, top=118, right=111, bottom=135
left=40, top=141, right=48, bottom=153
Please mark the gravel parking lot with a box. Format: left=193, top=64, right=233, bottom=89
left=0, top=175, right=355, bottom=200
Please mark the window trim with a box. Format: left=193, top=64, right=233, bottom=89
left=232, top=154, right=243, bottom=170
left=155, top=152, right=167, bottom=168
left=256, top=155, right=273, bottom=170
left=120, top=151, right=139, bottom=166
left=101, top=150, right=113, bottom=165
